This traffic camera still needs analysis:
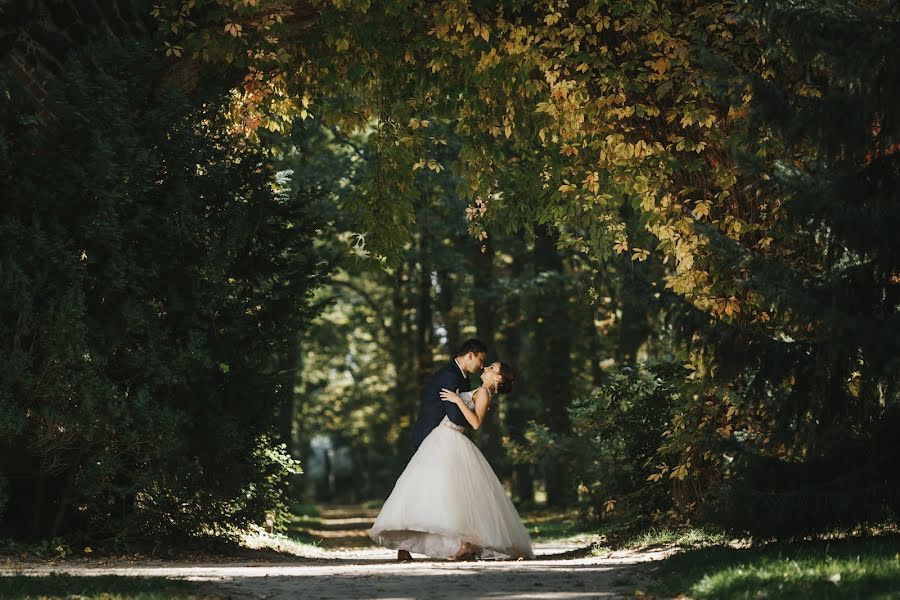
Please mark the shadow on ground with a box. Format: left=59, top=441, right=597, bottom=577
left=0, top=574, right=203, bottom=600
left=198, top=559, right=651, bottom=600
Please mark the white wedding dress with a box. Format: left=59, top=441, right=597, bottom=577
left=369, top=389, right=535, bottom=560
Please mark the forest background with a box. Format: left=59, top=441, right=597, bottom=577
left=0, top=0, right=896, bottom=553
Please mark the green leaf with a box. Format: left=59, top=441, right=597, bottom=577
left=656, top=80, right=673, bottom=100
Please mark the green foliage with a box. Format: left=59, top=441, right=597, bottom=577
left=682, top=0, right=900, bottom=537
left=150, top=0, right=898, bottom=540
left=569, top=365, right=678, bottom=522
left=652, top=534, right=900, bottom=600
left=520, top=508, right=604, bottom=543
left=618, top=527, right=729, bottom=550
left=506, top=363, right=704, bottom=525
left=0, top=39, right=325, bottom=542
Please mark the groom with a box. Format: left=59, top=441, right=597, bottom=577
left=411, top=338, right=487, bottom=451
left=399, top=338, right=487, bottom=561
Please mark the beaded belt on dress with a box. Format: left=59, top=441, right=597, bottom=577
left=441, top=417, right=464, bottom=432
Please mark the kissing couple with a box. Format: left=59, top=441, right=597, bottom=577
left=369, top=339, right=535, bottom=561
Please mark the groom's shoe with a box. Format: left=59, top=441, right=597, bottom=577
left=397, top=550, right=413, bottom=562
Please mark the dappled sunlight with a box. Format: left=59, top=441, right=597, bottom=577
left=3, top=553, right=661, bottom=600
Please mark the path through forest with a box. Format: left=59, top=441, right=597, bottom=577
left=4, top=504, right=673, bottom=599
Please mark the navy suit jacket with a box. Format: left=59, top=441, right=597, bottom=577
left=411, top=361, right=472, bottom=450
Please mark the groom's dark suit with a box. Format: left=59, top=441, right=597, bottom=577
left=411, top=360, right=472, bottom=450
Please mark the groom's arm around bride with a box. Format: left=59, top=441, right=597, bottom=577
left=410, top=339, right=487, bottom=451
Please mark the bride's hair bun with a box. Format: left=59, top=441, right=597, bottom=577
left=497, top=362, right=515, bottom=395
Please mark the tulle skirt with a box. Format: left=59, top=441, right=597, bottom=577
left=369, top=417, right=535, bottom=560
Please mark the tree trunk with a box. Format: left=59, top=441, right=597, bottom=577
left=435, top=268, right=461, bottom=353
left=414, top=244, right=434, bottom=397
left=614, top=202, right=655, bottom=365
left=392, top=266, right=416, bottom=442
left=501, top=232, right=533, bottom=503
left=279, top=336, right=300, bottom=454
left=589, top=316, right=606, bottom=386
left=470, top=238, right=503, bottom=464
left=533, top=225, right=573, bottom=507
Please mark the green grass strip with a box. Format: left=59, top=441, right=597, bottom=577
left=653, top=534, right=900, bottom=599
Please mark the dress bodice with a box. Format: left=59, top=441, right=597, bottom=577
left=440, top=388, right=492, bottom=433
left=458, top=390, right=477, bottom=410
left=441, top=390, right=481, bottom=432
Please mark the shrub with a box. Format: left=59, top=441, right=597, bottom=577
left=0, top=40, right=325, bottom=542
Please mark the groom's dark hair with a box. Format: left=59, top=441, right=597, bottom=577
left=455, top=338, right=487, bottom=357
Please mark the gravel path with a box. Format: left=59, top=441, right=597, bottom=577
left=1, top=505, right=675, bottom=599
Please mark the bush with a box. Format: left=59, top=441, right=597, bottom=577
left=0, top=40, right=325, bottom=543
left=566, top=364, right=680, bottom=524
left=506, top=363, right=698, bottom=526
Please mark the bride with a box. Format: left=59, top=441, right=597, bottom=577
left=368, top=361, right=535, bottom=561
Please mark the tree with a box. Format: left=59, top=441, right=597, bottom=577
left=0, top=39, right=326, bottom=541
left=154, top=0, right=898, bottom=533
left=691, top=0, right=900, bottom=535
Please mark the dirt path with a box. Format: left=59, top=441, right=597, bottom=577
left=2, top=505, right=674, bottom=599
left=292, top=504, right=383, bottom=549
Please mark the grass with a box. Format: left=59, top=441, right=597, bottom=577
left=290, top=502, right=320, bottom=518
left=616, top=527, right=731, bottom=550
left=651, top=534, right=900, bottom=599
left=282, top=501, right=324, bottom=546
left=521, top=508, right=606, bottom=543
left=0, top=574, right=215, bottom=599
left=282, top=503, right=325, bottom=547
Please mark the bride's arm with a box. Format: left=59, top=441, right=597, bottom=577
left=440, top=388, right=491, bottom=430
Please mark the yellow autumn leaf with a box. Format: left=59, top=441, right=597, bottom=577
left=724, top=296, right=741, bottom=316
left=651, top=57, right=669, bottom=76
left=694, top=200, right=712, bottom=219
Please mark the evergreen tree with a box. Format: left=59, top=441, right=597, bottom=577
left=699, top=0, right=900, bottom=535
left=0, top=40, right=327, bottom=541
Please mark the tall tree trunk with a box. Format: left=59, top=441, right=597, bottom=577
left=471, top=237, right=497, bottom=349
left=293, top=337, right=314, bottom=500
left=471, top=238, right=503, bottom=464
left=589, top=315, right=606, bottom=386
left=415, top=244, right=433, bottom=397
left=284, top=337, right=307, bottom=500
left=435, top=268, right=461, bottom=353
left=501, top=232, right=533, bottom=502
left=614, top=202, right=655, bottom=365
left=50, top=455, right=81, bottom=538
left=533, top=225, right=572, bottom=507
left=278, top=336, right=301, bottom=454
left=392, top=266, right=416, bottom=441
left=615, top=284, right=648, bottom=366
left=30, top=473, right=46, bottom=538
